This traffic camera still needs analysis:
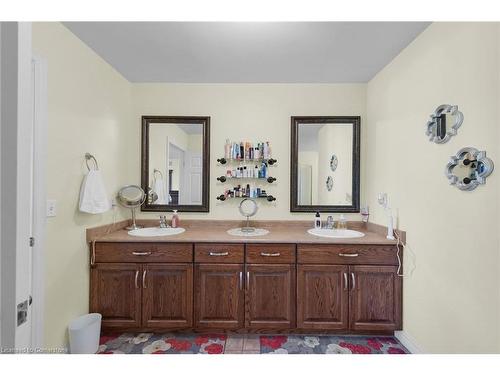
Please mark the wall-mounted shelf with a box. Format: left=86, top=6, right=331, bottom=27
left=216, top=194, right=276, bottom=202
left=217, top=176, right=276, bottom=183
left=217, top=157, right=277, bottom=165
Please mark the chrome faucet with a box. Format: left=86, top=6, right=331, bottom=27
left=159, top=215, right=169, bottom=228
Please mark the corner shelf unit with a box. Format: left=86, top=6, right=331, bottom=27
left=217, top=176, right=276, bottom=183
left=216, top=194, right=276, bottom=202
left=217, top=157, right=277, bottom=165
left=216, top=155, right=278, bottom=202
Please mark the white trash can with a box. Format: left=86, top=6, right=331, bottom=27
left=68, top=313, right=102, bottom=354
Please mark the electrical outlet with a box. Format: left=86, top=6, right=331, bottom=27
left=46, top=199, right=57, bottom=217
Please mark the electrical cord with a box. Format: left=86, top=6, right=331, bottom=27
left=394, top=230, right=404, bottom=277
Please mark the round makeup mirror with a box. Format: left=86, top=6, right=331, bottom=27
left=117, top=185, right=146, bottom=230
left=239, top=198, right=258, bottom=233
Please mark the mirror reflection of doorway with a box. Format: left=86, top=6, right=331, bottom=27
left=166, top=142, right=202, bottom=205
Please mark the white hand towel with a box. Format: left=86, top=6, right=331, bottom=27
left=153, top=178, right=167, bottom=204
left=79, top=170, right=111, bottom=214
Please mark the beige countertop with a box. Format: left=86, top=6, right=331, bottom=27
left=87, top=220, right=402, bottom=246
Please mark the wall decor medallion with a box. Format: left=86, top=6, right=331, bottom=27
left=326, top=176, right=334, bottom=191
left=330, top=154, right=338, bottom=171
left=426, top=104, right=463, bottom=144
left=445, top=147, right=494, bottom=191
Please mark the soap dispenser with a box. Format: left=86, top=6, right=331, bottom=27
left=314, top=211, right=321, bottom=229
left=171, top=210, right=180, bottom=228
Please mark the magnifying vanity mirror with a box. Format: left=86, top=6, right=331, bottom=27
left=141, top=116, right=210, bottom=212
left=290, top=116, right=360, bottom=212
left=239, top=198, right=258, bottom=233
left=117, top=185, right=146, bottom=230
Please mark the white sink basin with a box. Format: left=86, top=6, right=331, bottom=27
left=307, top=228, right=365, bottom=239
left=128, top=227, right=186, bottom=237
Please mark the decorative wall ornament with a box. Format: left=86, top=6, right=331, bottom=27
left=330, top=154, right=338, bottom=171
left=426, top=104, right=463, bottom=144
left=445, top=147, right=494, bottom=191
left=326, top=176, right=334, bottom=191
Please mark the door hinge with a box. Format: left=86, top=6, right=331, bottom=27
left=29, top=237, right=35, bottom=247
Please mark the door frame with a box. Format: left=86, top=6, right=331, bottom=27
left=30, top=55, right=47, bottom=349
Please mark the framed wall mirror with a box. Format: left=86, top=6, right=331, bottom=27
left=290, top=116, right=360, bottom=213
left=141, top=116, right=210, bottom=212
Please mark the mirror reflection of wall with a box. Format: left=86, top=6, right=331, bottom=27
left=148, top=123, right=203, bottom=206
left=297, top=123, right=353, bottom=206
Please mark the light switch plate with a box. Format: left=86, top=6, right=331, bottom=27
left=46, top=199, right=57, bottom=217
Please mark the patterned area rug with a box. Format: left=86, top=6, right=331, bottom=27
left=98, top=333, right=227, bottom=354
left=260, top=335, right=409, bottom=354
left=98, top=333, right=409, bottom=354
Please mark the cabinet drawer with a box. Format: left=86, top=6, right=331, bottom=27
left=246, top=244, right=296, bottom=264
left=94, top=242, right=193, bottom=263
left=195, top=243, right=244, bottom=263
left=297, top=244, right=398, bottom=265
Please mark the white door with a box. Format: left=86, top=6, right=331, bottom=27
left=182, top=151, right=202, bottom=205
left=14, top=23, right=34, bottom=349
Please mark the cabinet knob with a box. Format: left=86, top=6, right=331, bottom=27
left=260, top=252, right=280, bottom=257
left=338, top=253, right=359, bottom=257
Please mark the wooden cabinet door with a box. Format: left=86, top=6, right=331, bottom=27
left=142, top=263, right=193, bottom=329
left=349, top=265, right=402, bottom=332
left=246, top=264, right=295, bottom=329
left=194, top=264, right=244, bottom=329
left=297, top=264, right=349, bottom=330
left=90, top=263, right=142, bottom=329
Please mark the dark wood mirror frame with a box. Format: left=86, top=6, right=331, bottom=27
left=141, top=115, right=210, bottom=212
left=290, top=116, right=360, bottom=213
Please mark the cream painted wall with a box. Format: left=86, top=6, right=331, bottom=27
left=32, top=23, right=132, bottom=348
left=132, top=84, right=366, bottom=221
left=366, top=23, right=500, bottom=353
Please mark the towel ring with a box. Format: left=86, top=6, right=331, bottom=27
left=153, top=169, right=163, bottom=179
left=85, top=153, right=99, bottom=171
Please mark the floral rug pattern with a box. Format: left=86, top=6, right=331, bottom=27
left=98, top=333, right=409, bottom=354
left=260, top=335, right=409, bottom=354
left=98, top=333, right=226, bottom=354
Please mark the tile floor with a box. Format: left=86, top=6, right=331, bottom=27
left=224, top=334, right=260, bottom=354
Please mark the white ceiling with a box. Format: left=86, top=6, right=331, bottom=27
left=64, top=22, right=429, bottom=83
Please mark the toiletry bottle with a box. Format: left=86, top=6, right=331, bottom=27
left=240, top=142, right=244, bottom=160
left=315, top=211, right=321, bottom=229
left=338, top=214, right=347, bottom=230
left=171, top=210, right=180, bottom=228
left=225, top=139, right=231, bottom=159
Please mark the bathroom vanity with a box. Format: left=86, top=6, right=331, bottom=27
left=87, top=221, right=403, bottom=335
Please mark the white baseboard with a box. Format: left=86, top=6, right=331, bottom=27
left=395, top=330, right=425, bottom=354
